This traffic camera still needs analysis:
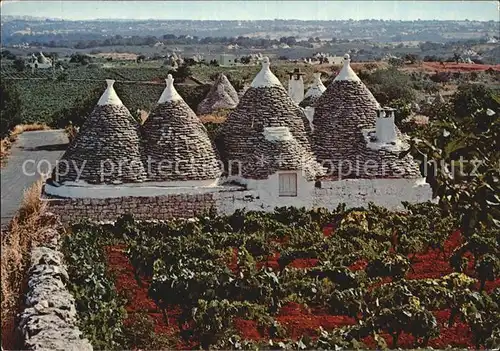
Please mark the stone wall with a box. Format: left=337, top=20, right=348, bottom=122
left=19, top=226, right=92, bottom=350
left=44, top=192, right=217, bottom=222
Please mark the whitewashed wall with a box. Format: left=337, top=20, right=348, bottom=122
left=44, top=176, right=434, bottom=222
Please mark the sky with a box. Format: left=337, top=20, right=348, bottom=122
left=1, top=1, right=499, bottom=21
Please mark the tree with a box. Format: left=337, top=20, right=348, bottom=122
left=13, top=58, right=25, bottom=72
left=404, top=54, right=419, bottom=64
left=451, top=84, right=499, bottom=122
left=388, top=57, right=404, bottom=67
left=0, top=82, right=23, bottom=137
left=407, top=87, right=500, bottom=234
left=1, top=50, right=16, bottom=60
left=69, top=53, right=91, bottom=65
left=364, top=67, right=416, bottom=107
left=240, top=56, right=251, bottom=65
left=169, top=64, right=192, bottom=83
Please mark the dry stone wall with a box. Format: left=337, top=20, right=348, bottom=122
left=19, top=226, right=92, bottom=351
left=44, top=192, right=218, bottom=222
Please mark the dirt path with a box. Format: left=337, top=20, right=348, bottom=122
left=0, top=130, right=68, bottom=229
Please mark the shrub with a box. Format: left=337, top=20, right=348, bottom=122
left=0, top=82, right=23, bottom=138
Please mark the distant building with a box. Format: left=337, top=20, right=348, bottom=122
left=205, top=54, right=238, bottom=67
left=219, top=54, right=237, bottom=66
left=27, top=52, right=52, bottom=69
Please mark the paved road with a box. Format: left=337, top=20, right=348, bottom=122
left=1, top=130, right=68, bottom=229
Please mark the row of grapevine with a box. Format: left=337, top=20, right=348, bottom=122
left=65, top=204, right=499, bottom=349
left=2, top=77, right=209, bottom=126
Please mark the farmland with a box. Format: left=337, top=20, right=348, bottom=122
left=63, top=204, right=500, bottom=350
left=2, top=59, right=499, bottom=129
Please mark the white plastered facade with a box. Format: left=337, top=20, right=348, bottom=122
left=44, top=179, right=221, bottom=199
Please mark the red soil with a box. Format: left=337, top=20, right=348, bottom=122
left=422, top=62, right=500, bottom=72
left=277, top=313, right=356, bottom=339
left=323, top=225, right=334, bottom=237
left=105, top=228, right=499, bottom=349
left=233, top=319, right=262, bottom=340
left=257, top=252, right=280, bottom=270
left=349, top=259, right=368, bottom=271
left=228, top=247, right=238, bottom=273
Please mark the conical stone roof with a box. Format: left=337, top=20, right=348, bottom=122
left=312, top=54, right=420, bottom=179
left=52, top=80, right=145, bottom=184
left=141, top=74, right=222, bottom=182
left=39, top=52, right=51, bottom=64
left=300, top=72, right=326, bottom=108
left=221, top=57, right=323, bottom=180
left=197, top=73, right=239, bottom=115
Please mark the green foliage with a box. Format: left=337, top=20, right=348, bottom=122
left=407, top=84, right=500, bottom=233
left=388, top=57, right=404, bottom=67
left=365, top=253, right=410, bottom=280
left=70, top=53, right=92, bottom=65
left=66, top=202, right=500, bottom=349
left=13, top=58, right=25, bottom=72
left=451, top=84, right=499, bottom=122
left=50, top=84, right=102, bottom=129
left=62, top=222, right=127, bottom=350
left=9, top=79, right=102, bottom=126
left=123, top=312, right=175, bottom=349
left=0, top=82, right=23, bottom=137
left=169, top=64, right=192, bottom=83
left=362, top=67, right=416, bottom=107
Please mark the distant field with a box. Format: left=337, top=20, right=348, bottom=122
left=1, top=59, right=497, bottom=127
left=422, top=62, right=500, bottom=72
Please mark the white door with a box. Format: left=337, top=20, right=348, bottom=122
left=279, top=173, right=297, bottom=197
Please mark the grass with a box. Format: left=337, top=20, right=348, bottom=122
left=10, top=123, right=51, bottom=136
left=0, top=179, right=57, bottom=349
left=0, top=123, right=51, bottom=168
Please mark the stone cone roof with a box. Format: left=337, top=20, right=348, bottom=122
left=197, top=73, right=239, bottom=115
left=39, top=52, right=51, bottom=64
left=242, top=136, right=323, bottom=180
left=312, top=54, right=420, bottom=179
left=52, top=80, right=145, bottom=184
left=238, top=84, right=250, bottom=99
left=300, top=72, right=326, bottom=108
left=141, top=75, right=222, bottom=182
left=221, top=57, right=323, bottom=180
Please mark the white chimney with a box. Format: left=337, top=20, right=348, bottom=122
left=263, top=126, right=293, bottom=141
left=304, top=107, right=315, bottom=132
left=375, top=108, right=397, bottom=143
left=288, top=68, right=305, bottom=104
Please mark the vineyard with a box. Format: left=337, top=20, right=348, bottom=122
left=0, top=61, right=377, bottom=128
left=2, top=77, right=208, bottom=126
left=63, top=203, right=500, bottom=350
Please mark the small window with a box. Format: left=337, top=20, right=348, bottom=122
left=279, top=173, right=297, bottom=197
